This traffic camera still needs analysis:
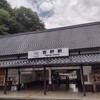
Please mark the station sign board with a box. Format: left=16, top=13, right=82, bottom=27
left=28, top=48, right=69, bottom=59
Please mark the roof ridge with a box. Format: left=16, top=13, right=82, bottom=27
left=1, top=21, right=100, bottom=38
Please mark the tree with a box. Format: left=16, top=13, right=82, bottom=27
left=14, top=7, right=45, bottom=32
left=0, top=0, right=20, bottom=35
left=0, top=0, right=45, bottom=35
left=0, top=8, right=21, bottom=34
left=0, top=25, right=8, bottom=35
left=0, top=9, right=10, bottom=35
left=0, top=0, right=13, bottom=15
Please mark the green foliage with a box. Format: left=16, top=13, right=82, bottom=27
left=0, top=0, right=45, bottom=35
left=14, top=7, right=45, bottom=32
left=0, top=25, right=8, bottom=35
left=0, top=9, right=10, bottom=35
left=0, top=8, right=20, bottom=34
left=0, top=9, right=10, bottom=24
left=0, top=0, right=13, bottom=15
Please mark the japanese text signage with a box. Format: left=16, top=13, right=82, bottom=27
left=28, top=48, right=69, bottom=59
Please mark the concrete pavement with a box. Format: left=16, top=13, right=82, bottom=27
left=0, top=89, right=100, bottom=100
left=0, top=84, right=99, bottom=100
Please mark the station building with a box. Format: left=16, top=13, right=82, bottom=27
left=0, top=21, right=100, bottom=96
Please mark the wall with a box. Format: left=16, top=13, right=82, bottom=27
left=20, top=70, right=36, bottom=84
left=8, top=69, right=18, bottom=84
left=83, top=66, right=92, bottom=85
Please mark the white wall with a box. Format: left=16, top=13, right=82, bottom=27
left=33, top=66, right=80, bottom=70
left=8, top=69, right=18, bottom=76
left=8, top=69, right=18, bottom=84
left=83, top=66, right=92, bottom=84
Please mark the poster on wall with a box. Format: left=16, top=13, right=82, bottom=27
left=90, top=73, right=100, bottom=84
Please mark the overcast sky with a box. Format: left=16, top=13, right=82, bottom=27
left=7, top=0, right=100, bottom=29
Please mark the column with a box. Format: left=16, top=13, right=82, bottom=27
left=18, top=69, right=21, bottom=91
left=49, top=68, right=52, bottom=85
left=80, top=65, right=86, bottom=96
left=44, top=66, right=46, bottom=95
left=48, top=68, right=52, bottom=90
left=4, top=69, right=8, bottom=94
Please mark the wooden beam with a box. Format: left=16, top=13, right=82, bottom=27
left=80, top=65, right=86, bottom=96
left=4, top=69, right=8, bottom=94
left=44, top=66, right=46, bottom=95
left=18, top=69, right=21, bottom=91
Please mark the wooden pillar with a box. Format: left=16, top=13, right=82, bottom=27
left=18, top=69, right=21, bottom=91
left=93, top=83, right=96, bottom=93
left=49, top=68, right=52, bottom=85
left=44, top=66, right=46, bottom=95
left=80, top=65, right=86, bottom=96
left=4, top=69, right=8, bottom=94
left=48, top=68, right=52, bottom=91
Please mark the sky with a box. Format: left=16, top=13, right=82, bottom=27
left=7, top=0, right=100, bottom=29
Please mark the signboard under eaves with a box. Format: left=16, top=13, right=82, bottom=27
left=28, top=48, right=69, bottom=59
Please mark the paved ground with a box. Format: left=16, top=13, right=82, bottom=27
left=0, top=90, right=100, bottom=100
left=0, top=84, right=100, bottom=100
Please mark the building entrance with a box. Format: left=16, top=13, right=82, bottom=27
left=1, top=66, right=86, bottom=96
left=10, top=67, right=82, bottom=92
left=19, top=67, right=82, bottom=93
left=48, top=69, right=82, bottom=93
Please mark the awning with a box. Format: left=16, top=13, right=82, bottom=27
left=0, top=53, right=100, bottom=68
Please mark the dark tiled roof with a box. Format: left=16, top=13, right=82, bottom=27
left=0, top=21, right=100, bottom=56
left=0, top=53, right=100, bottom=68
